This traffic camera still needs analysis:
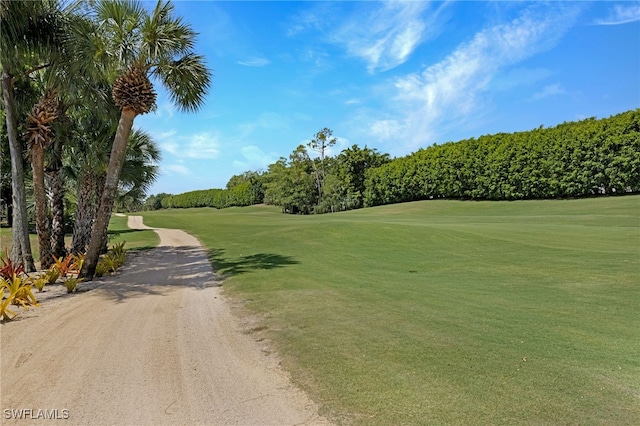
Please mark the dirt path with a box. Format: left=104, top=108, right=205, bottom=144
left=1, top=217, right=329, bottom=425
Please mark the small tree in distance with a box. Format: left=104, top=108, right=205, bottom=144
left=306, top=127, right=337, bottom=209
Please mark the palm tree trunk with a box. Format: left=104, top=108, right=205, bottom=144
left=1, top=69, right=35, bottom=271
left=47, top=163, right=66, bottom=259
left=71, top=172, right=93, bottom=255
left=80, top=109, right=136, bottom=280
left=31, top=144, right=54, bottom=269
left=71, top=171, right=103, bottom=255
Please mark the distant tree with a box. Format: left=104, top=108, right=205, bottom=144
left=306, top=128, right=337, bottom=208
left=226, top=171, right=265, bottom=204
left=143, top=193, right=172, bottom=210
left=263, top=152, right=315, bottom=214
left=336, top=145, right=389, bottom=209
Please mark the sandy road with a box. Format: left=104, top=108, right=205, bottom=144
left=1, top=216, right=329, bottom=425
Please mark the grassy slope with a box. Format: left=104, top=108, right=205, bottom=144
left=142, top=197, right=639, bottom=425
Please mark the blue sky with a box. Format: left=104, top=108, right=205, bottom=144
left=135, top=1, right=640, bottom=195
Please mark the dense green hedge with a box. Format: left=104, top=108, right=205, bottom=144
left=363, top=110, right=640, bottom=206
left=160, top=182, right=256, bottom=209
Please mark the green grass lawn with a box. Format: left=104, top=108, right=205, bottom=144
left=106, top=214, right=159, bottom=251
left=0, top=216, right=157, bottom=263
left=112, top=197, right=640, bottom=423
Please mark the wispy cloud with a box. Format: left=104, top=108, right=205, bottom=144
left=156, top=130, right=221, bottom=160
left=332, top=1, right=446, bottom=73
left=237, top=57, right=270, bottom=67
left=286, top=3, right=332, bottom=36
left=531, top=83, right=567, bottom=101
left=165, top=164, right=190, bottom=175
left=367, top=3, right=582, bottom=152
left=595, top=4, right=640, bottom=25
left=232, top=145, right=280, bottom=172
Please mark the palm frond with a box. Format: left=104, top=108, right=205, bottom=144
left=118, top=128, right=161, bottom=193
left=0, top=0, right=66, bottom=76
left=141, top=0, right=195, bottom=61
left=92, top=0, right=145, bottom=71
left=154, top=52, right=211, bottom=113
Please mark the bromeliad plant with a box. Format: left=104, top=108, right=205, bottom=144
left=0, top=249, right=26, bottom=280
left=52, top=254, right=75, bottom=278
left=64, top=276, right=84, bottom=293
left=34, top=276, right=47, bottom=292
left=71, top=253, right=85, bottom=275
left=44, top=267, right=61, bottom=284
left=1, top=273, right=39, bottom=321
left=95, top=242, right=128, bottom=277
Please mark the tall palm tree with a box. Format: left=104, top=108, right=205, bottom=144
left=21, top=2, right=95, bottom=268
left=25, top=89, right=59, bottom=268
left=0, top=0, right=64, bottom=271
left=65, top=83, right=117, bottom=255
left=48, top=101, right=73, bottom=259
left=79, top=0, right=211, bottom=279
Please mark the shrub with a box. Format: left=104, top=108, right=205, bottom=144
left=1, top=274, right=38, bottom=321
left=95, top=242, right=128, bottom=277
left=95, top=260, right=109, bottom=277
left=0, top=250, right=25, bottom=280
left=52, top=254, right=75, bottom=278
left=71, top=253, right=85, bottom=275
left=63, top=276, right=83, bottom=293
left=44, top=267, right=60, bottom=284
left=34, top=276, right=47, bottom=292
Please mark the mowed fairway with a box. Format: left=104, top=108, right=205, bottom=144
left=140, top=196, right=639, bottom=425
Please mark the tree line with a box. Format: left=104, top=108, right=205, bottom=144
left=363, top=109, right=639, bottom=206
left=1, top=0, right=211, bottom=279
left=148, top=110, right=639, bottom=213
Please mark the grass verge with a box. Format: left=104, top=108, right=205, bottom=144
left=106, top=214, right=158, bottom=251
left=0, top=215, right=158, bottom=263
left=141, top=197, right=638, bottom=424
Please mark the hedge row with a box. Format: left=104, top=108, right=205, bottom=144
left=363, top=110, right=640, bottom=206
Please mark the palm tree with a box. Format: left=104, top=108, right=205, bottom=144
left=0, top=0, right=64, bottom=271
left=20, top=2, right=95, bottom=269
left=25, top=89, right=59, bottom=269
left=48, top=102, right=73, bottom=259
left=67, top=108, right=161, bottom=254
left=115, top=128, right=161, bottom=212
left=65, top=82, right=117, bottom=255
left=79, top=0, right=211, bottom=279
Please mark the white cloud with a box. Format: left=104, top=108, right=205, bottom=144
left=531, top=83, right=567, bottom=101
left=156, top=130, right=221, bottom=160
left=367, top=3, right=581, bottom=151
left=237, top=57, right=270, bottom=67
left=165, top=164, right=190, bottom=175
left=232, top=145, right=279, bottom=171
left=332, top=1, right=444, bottom=73
left=595, top=4, right=640, bottom=25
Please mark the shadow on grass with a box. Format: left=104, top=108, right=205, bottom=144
left=208, top=248, right=299, bottom=277
left=107, top=228, right=142, bottom=237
